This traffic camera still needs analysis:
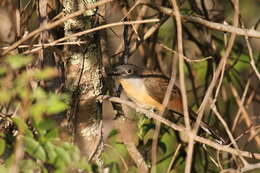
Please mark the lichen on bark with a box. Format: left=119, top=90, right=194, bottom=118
left=63, top=0, right=103, bottom=166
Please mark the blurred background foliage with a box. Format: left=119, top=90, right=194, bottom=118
left=0, top=55, right=95, bottom=172
left=0, top=0, right=259, bottom=173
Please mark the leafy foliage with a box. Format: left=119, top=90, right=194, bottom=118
left=0, top=55, right=92, bottom=172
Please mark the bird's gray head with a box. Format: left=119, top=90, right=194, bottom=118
left=110, top=64, right=141, bottom=78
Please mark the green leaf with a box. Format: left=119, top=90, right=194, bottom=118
left=25, top=129, right=34, bottom=138
left=33, top=119, right=57, bottom=137
left=46, top=94, right=68, bottom=114
left=158, top=140, right=167, bottom=153
left=38, top=119, right=55, bottom=130
left=0, top=139, right=5, bottom=155
left=30, top=102, right=46, bottom=119
left=69, top=146, right=80, bottom=162
left=45, top=129, right=58, bottom=139
left=12, top=117, right=28, bottom=131
left=233, top=53, right=249, bottom=71
left=109, top=162, right=120, bottom=173
left=33, top=67, right=58, bottom=80
left=0, top=89, right=13, bottom=104
left=19, top=159, right=40, bottom=173
left=43, top=141, right=57, bottom=163
left=181, top=8, right=193, bottom=15
left=60, top=142, right=71, bottom=151
left=30, top=102, right=47, bottom=116
left=31, top=88, right=47, bottom=100
left=15, top=72, right=30, bottom=89
left=0, top=67, right=7, bottom=75
left=107, top=129, right=119, bottom=139
left=24, top=136, right=46, bottom=161
left=5, top=55, right=32, bottom=69
left=73, top=157, right=92, bottom=171
left=0, top=166, right=8, bottom=173
left=192, top=60, right=208, bottom=82
left=54, top=147, right=71, bottom=165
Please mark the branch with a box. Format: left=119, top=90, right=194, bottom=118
left=1, top=0, right=114, bottom=56
left=99, top=96, right=260, bottom=160
left=22, top=19, right=160, bottom=54
left=148, top=4, right=260, bottom=38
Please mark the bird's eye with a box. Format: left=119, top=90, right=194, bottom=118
left=126, top=69, right=133, bottom=74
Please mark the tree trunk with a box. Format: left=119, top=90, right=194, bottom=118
left=63, top=0, right=103, bottom=166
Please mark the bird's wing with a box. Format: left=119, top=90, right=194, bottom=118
left=143, top=74, right=169, bottom=102
left=143, top=73, right=183, bottom=113
left=142, top=72, right=226, bottom=144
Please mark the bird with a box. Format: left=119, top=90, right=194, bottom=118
left=110, top=64, right=225, bottom=144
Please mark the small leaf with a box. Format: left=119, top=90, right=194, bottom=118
left=46, top=95, right=68, bottom=114
left=19, top=159, right=40, bottom=173
left=158, top=140, right=167, bottom=153
left=109, top=162, right=120, bottom=173
left=38, top=119, right=55, bottom=130
left=69, top=146, right=80, bottom=162
left=33, top=67, right=58, bottom=80
left=15, top=72, right=30, bottom=88
left=0, top=67, right=7, bottom=75
left=12, top=117, right=28, bottom=131
left=107, top=129, right=119, bottom=139
left=60, top=142, right=71, bottom=151
left=24, top=136, right=46, bottom=161
left=31, top=88, right=47, bottom=100
left=74, top=157, right=92, bottom=171
left=234, top=53, right=249, bottom=71
left=30, top=103, right=46, bottom=121
left=25, top=129, right=34, bottom=138
left=54, top=147, right=71, bottom=164
left=0, top=139, right=6, bottom=155
left=43, top=141, right=57, bottom=163
left=0, top=166, right=8, bottom=173
left=181, top=8, right=193, bottom=15
left=0, top=89, right=13, bottom=104
left=5, top=55, right=32, bottom=69
left=45, top=129, right=58, bottom=139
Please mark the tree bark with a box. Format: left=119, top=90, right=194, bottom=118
left=63, top=0, right=103, bottom=166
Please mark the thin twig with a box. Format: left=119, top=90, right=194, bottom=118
left=194, top=0, right=239, bottom=145
left=211, top=102, right=248, bottom=166
left=169, top=1, right=192, bottom=172
left=125, top=142, right=149, bottom=173
left=120, top=0, right=148, bottom=41
left=23, top=19, right=160, bottom=54
left=230, top=84, right=260, bottom=147
left=99, top=95, right=260, bottom=160
left=166, top=144, right=182, bottom=173
left=158, top=42, right=213, bottom=62
left=1, top=0, right=114, bottom=56
left=241, top=162, right=260, bottom=173
left=231, top=80, right=251, bottom=132
left=148, top=4, right=260, bottom=38
left=242, top=23, right=260, bottom=80
left=0, top=41, right=87, bottom=50
left=104, top=144, right=129, bottom=171
left=150, top=15, right=176, bottom=169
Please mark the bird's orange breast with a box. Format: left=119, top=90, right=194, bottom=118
left=119, top=78, right=163, bottom=110
left=118, top=78, right=184, bottom=114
